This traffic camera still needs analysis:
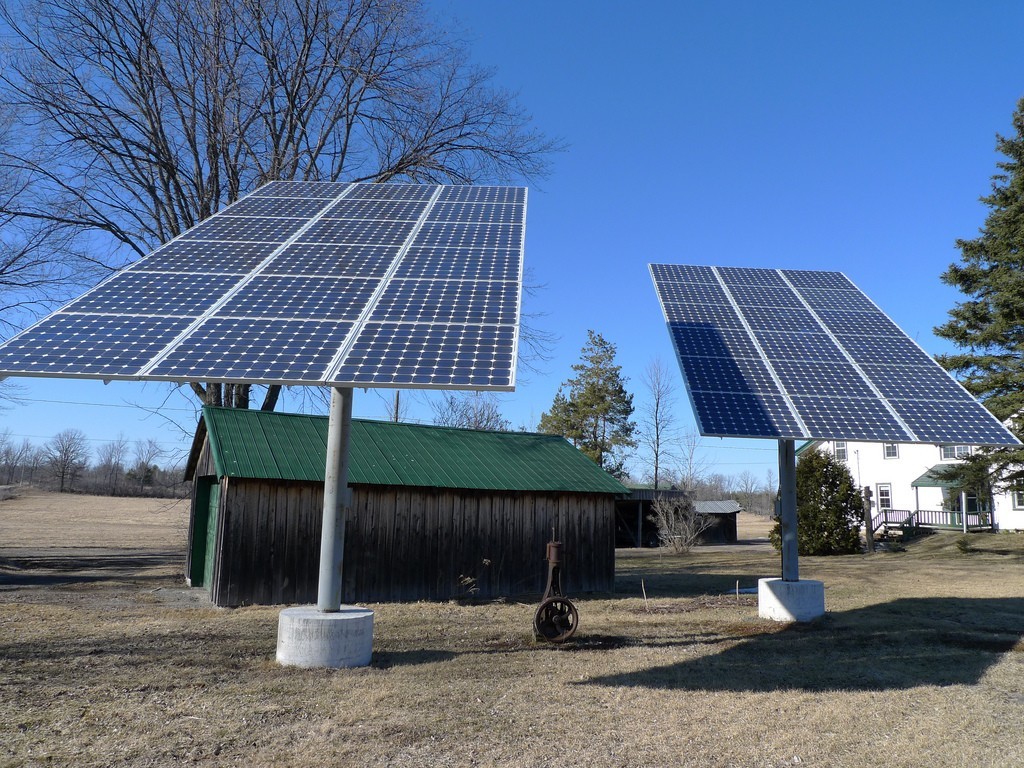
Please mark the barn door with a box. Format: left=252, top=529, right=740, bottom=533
left=203, top=483, right=220, bottom=589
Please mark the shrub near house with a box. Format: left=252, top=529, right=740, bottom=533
left=770, top=447, right=862, bottom=555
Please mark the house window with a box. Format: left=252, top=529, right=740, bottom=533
left=1014, top=490, right=1024, bottom=510
left=876, top=484, right=893, bottom=510
left=940, top=445, right=971, bottom=460
left=883, top=443, right=899, bottom=459
left=834, top=441, right=847, bottom=461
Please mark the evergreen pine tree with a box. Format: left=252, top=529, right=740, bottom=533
left=770, top=447, right=862, bottom=556
left=538, top=330, right=637, bottom=477
left=935, top=96, right=1024, bottom=488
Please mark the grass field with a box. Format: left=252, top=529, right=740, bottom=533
left=1, top=489, right=1023, bottom=767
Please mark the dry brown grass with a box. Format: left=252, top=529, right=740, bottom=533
left=2, top=492, right=1023, bottom=767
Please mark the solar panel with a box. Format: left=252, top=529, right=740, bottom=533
left=0, top=182, right=526, bottom=390
left=650, top=264, right=1020, bottom=445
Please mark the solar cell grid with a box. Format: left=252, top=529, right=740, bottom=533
left=656, top=282, right=730, bottom=304
left=130, top=240, right=282, bottom=274
left=298, top=218, right=417, bottom=246
left=740, top=305, right=821, bottom=332
left=791, top=396, right=911, bottom=441
left=669, top=325, right=760, bottom=358
left=369, top=279, right=518, bottom=325
left=427, top=202, right=523, bottom=225
left=798, top=288, right=878, bottom=312
left=219, top=196, right=335, bottom=219
left=859, top=364, right=970, bottom=401
left=772, top=359, right=877, bottom=398
left=414, top=221, right=521, bottom=250
left=320, top=199, right=428, bottom=221
left=332, top=322, right=516, bottom=387
left=263, top=243, right=400, bottom=278
left=718, top=267, right=787, bottom=286
left=677, top=355, right=780, bottom=395
left=67, top=272, right=238, bottom=316
left=0, top=315, right=191, bottom=377
left=250, top=181, right=350, bottom=198
left=179, top=216, right=307, bottom=243
left=149, top=317, right=355, bottom=382
left=394, top=247, right=520, bottom=281
left=727, top=284, right=803, bottom=308
left=650, top=264, right=717, bottom=284
left=690, top=391, right=803, bottom=438
left=890, top=399, right=1013, bottom=443
left=346, top=183, right=436, bottom=201
left=661, top=302, right=744, bottom=328
left=218, top=276, right=378, bottom=320
left=651, top=263, right=1019, bottom=445
left=782, top=269, right=855, bottom=290
left=753, top=331, right=848, bottom=362
left=837, top=334, right=931, bottom=364
left=437, top=186, right=525, bottom=204
left=817, top=309, right=904, bottom=337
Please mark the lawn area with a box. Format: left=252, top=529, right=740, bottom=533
left=1, top=490, right=1023, bottom=767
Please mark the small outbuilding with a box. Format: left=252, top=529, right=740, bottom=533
left=615, top=490, right=741, bottom=547
left=185, top=406, right=628, bottom=607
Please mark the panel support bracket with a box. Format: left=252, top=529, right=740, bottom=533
left=779, top=438, right=799, bottom=582
left=318, top=386, right=353, bottom=611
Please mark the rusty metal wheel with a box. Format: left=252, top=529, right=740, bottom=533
left=534, top=596, right=579, bottom=643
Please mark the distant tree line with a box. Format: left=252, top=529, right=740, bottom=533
left=0, top=428, right=187, bottom=497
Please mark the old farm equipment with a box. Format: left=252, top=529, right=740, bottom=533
left=534, top=537, right=578, bottom=642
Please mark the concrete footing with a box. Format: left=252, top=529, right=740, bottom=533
left=758, top=578, right=825, bottom=622
left=276, top=606, right=374, bottom=668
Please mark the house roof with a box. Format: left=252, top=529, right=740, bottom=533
left=694, top=499, right=743, bottom=515
left=911, top=465, right=961, bottom=489
left=622, top=488, right=689, bottom=502
left=187, top=406, right=629, bottom=495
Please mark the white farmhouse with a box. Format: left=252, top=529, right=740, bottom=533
left=797, top=440, right=1024, bottom=533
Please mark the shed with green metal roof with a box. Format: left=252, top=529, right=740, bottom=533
left=185, top=407, right=628, bottom=606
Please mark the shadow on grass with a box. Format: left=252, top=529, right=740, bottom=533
left=373, top=649, right=458, bottom=667
left=0, top=550, right=183, bottom=586
left=580, top=597, right=1024, bottom=692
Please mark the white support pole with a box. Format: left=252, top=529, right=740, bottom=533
left=759, top=438, right=824, bottom=622
left=317, top=386, right=353, bottom=612
left=779, top=438, right=799, bottom=582
left=278, top=385, right=373, bottom=667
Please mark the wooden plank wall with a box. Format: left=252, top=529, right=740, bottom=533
left=205, top=479, right=616, bottom=606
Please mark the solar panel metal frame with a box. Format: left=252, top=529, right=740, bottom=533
left=0, top=182, right=527, bottom=391
left=650, top=264, right=1020, bottom=446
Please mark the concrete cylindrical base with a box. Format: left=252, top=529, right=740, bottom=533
left=276, top=606, right=374, bottom=668
left=758, top=578, right=825, bottom=622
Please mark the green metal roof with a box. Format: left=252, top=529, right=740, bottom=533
left=911, top=465, right=961, bottom=489
left=194, top=406, right=629, bottom=495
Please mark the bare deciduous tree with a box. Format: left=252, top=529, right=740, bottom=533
left=44, top=428, right=90, bottom=492
left=0, top=434, right=31, bottom=484
left=675, top=429, right=710, bottom=491
left=649, top=495, right=714, bottom=554
left=95, top=434, right=129, bottom=494
left=638, top=358, right=678, bottom=489
left=431, top=391, right=510, bottom=431
left=128, top=438, right=164, bottom=493
left=0, top=0, right=559, bottom=410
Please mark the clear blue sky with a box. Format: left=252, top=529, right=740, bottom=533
left=3, top=1, right=1024, bottom=485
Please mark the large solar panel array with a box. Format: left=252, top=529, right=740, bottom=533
left=0, top=182, right=526, bottom=389
left=651, top=264, right=1019, bottom=445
